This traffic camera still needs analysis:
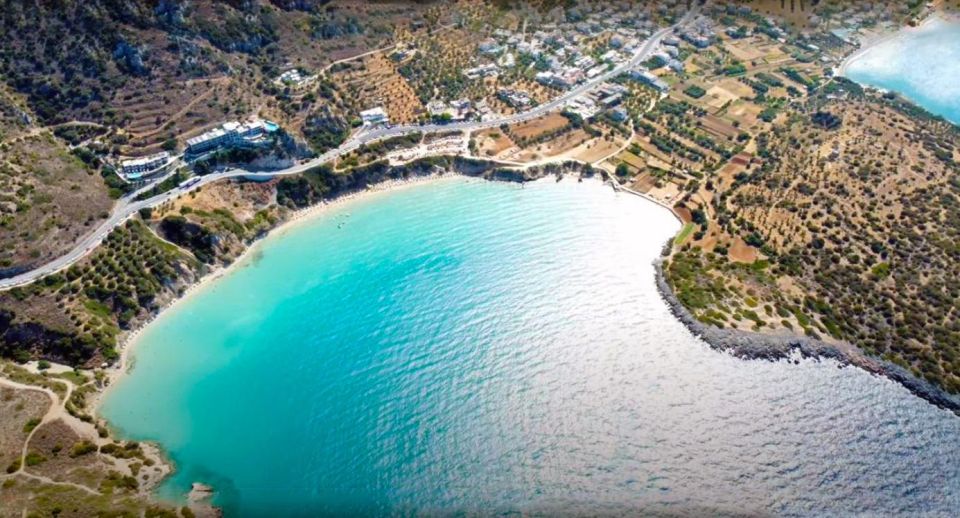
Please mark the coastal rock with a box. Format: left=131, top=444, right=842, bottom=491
left=653, top=258, right=960, bottom=416
left=189, top=482, right=214, bottom=502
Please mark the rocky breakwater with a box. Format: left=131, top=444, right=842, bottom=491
left=653, top=254, right=960, bottom=416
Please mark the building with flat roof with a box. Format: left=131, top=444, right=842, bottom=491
left=497, top=89, right=532, bottom=108
left=120, top=152, right=172, bottom=179
left=186, top=119, right=279, bottom=155
left=274, top=68, right=317, bottom=89
left=464, top=63, right=499, bottom=79
left=186, top=127, right=232, bottom=154
left=564, top=95, right=600, bottom=120
left=360, top=107, right=389, bottom=125
left=629, top=68, right=669, bottom=93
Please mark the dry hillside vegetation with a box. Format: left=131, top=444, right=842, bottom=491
left=0, top=363, right=203, bottom=517
left=332, top=53, right=425, bottom=124
left=666, top=91, right=960, bottom=393
left=0, top=0, right=457, bottom=275
left=0, top=180, right=281, bottom=368
left=0, top=221, right=198, bottom=366
left=0, top=119, right=112, bottom=276
left=0, top=0, right=443, bottom=155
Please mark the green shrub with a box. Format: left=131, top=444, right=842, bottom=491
left=70, top=440, right=97, bottom=458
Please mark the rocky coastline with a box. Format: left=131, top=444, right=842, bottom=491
left=653, top=254, right=960, bottom=417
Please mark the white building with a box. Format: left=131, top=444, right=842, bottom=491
left=629, top=68, right=669, bottom=92
left=274, top=68, right=318, bottom=90
left=565, top=95, right=600, bottom=119
left=120, top=151, right=172, bottom=179
left=601, top=49, right=624, bottom=64
left=464, top=64, right=500, bottom=79
left=360, top=107, right=389, bottom=126
left=586, top=64, right=607, bottom=78
left=498, top=89, right=532, bottom=108
left=186, top=127, right=234, bottom=154
left=185, top=119, right=279, bottom=155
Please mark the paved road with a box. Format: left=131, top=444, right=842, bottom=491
left=0, top=7, right=696, bottom=291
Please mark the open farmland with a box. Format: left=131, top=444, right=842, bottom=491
left=664, top=81, right=960, bottom=393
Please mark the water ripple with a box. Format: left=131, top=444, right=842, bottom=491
left=103, top=178, right=960, bottom=517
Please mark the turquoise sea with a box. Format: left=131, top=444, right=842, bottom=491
left=844, top=17, right=960, bottom=124
left=102, top=177, right=960, bottom=516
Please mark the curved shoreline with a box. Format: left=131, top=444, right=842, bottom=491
left=836, top=11, right=955, bottom=77
left=653, top=257, right=960, bottom=417
left=91, top=159, right=599, bottom=508
left=87, top=157, right=960, bottom=511
left=103, top=173, right=465, bottom=402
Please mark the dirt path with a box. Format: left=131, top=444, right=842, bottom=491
left=0, top=378, right=71, bottom=471
left=0, top=376, right=103, bottom=496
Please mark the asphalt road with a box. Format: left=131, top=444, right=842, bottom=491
left=0, top=8, right=696, bottom=291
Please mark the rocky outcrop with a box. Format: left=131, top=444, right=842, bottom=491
left=654, top=257, right=960, bottom=416
left=113, top=41, right=148, bottom=75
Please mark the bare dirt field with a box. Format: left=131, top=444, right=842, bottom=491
left=723, top=38, right=769, bottom=62
left=517, top=128, right=592, bottom=160
left=729, top=237, right=759, bottom=263
left=699, top=113, right=742, bottom=141
left=724, top=100, right=763, bottom=130
left=566, top=136, right=626, bottom=163
left=617, top=150, right=646, bottom=170
left=474, top=129, right=516, bottom=158
left=508, top=112, right=570, bottom=141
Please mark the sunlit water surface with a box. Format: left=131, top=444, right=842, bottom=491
left=844, top=17, right=960, bottom=124
left=102, top=177, right=960, bottom=516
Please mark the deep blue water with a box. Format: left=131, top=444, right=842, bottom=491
left=102, top=177, right=960, bottom=516
left=844, top=17, right=960, bottom=124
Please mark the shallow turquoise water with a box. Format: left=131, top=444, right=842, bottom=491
left=844, top=18, right=960, bottom=124
left=102, top=177, right=960, bottom=516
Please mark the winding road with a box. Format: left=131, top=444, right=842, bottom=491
left=0, top=7, right=697, bottom=291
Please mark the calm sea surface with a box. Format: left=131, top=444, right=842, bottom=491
left=844, top=17, right=960, bottom=124
left=101, top=177, right=960, bottom=516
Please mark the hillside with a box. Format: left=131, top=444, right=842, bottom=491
left=0, top=0, right=444, bottom=155
left=664, top=82, right=960, bottom=394
left=0, top=0, right=451, bottom=277
left=0, top=88, right=114, bottom=278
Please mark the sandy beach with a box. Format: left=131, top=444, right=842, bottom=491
left=96, top=171, right=462, bottom=411
left=838, top=11, right=955, bottom=76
